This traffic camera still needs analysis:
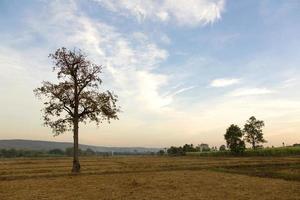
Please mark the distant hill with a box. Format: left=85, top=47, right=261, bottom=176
left=0, top=139, right=161, bottom=153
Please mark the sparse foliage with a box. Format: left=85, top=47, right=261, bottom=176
left=34, top=47, right=119, bottom=173
left=243, top=116, right=266, bottom=149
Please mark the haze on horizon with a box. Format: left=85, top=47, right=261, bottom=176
left=0, top=0, right=300, bottom=148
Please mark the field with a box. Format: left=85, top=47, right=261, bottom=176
left=187, top=146, right=300, bottom=157
left=0, top=156, right=300, bottom=200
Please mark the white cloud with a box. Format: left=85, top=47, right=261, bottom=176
left=3, top=0, right=300, bottom=147
left=136, top=71, right=172, bottom=109
left=19, top=0, right=174, bottom=114
left=160, top=34, right=171, bottom=45
left=210, top=78, right=240, bottom=87
left=229, top=88, right=274, bottom=97
left=96, top=0, right=226, bottom=26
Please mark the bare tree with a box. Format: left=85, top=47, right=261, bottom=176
left=34, top=47, right=120, bottom=173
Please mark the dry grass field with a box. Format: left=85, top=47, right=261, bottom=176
left=0, top=156, right=300, bottom=200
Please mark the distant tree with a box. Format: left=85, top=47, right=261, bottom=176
left=157, top=150, right=165, bottom=156
left=224, top=124, right=245, bottom=153
left=48, top=148, right=65, bottom=155
left=65, top=147, right=82, bottom=157
left=84, top=148, right=95, bottom=156
left=65, top=147, right=73, bottom=157
left=219, top=145, right=226, bottom=151
left=167, top=146, right=185, bottom=156
left=0, top=149, right=46, bottom=158
left=34, top=47, right=120, bottom=173
left=243, top=116, right=266, bottom=149
left=198, top=143, right=210, bottom=152
left=6, top=148, right=17, bottom=157
left=183, top=144, right=196, bottom=152
left=0, top=149, right=16, bottom=157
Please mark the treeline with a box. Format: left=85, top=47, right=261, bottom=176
left=165, top=116, right=300, bottom=156
left=187, top=146, right=300, bottom=157
left=164, top=143, right=300, bottom=157
left=0, top=147, right=156, bottom=158
left=163, top=143, right=219, bottom=156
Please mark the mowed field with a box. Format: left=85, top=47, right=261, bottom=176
left=0, top=156, right=300, bottom=200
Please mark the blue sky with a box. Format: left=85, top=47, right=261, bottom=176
left=0, top=0, right=300, bottom=147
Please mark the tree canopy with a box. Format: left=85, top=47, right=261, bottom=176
left=224, top=124, right=245, bottom=153
left=34, top=47, right=120, bottom=172
left=34, top=47, right=119, bottom=136
left=243, top=116, right=266, bottom=149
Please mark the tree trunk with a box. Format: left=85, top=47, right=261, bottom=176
left=72, top=117, right=80, bottom=173
left=252, top=141, right=256, bottom=149
left=72, top=75, right=80, bottom=173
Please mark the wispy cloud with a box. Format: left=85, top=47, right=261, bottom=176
left=164, top=85, right=195, bottom=98
left=95, top=0, right=226, bottom=26
left=281, top=78, right=298, bottom=88
left=1, top=0, right=300, bottom=147
left=210, top=78, right=240, bottom=87
left=229, top=88, right=274, bottom=97
left=171, top=86, right=195, bottom=96
left=20, top=0, right=175, bottom=114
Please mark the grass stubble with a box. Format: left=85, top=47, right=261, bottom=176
left=0, top=156, right=299, bottom=200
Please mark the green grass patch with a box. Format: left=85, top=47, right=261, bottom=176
left=186, top=147, right=300, bottom=157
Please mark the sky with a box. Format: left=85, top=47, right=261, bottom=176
left=0, top=0, right=300, bottom=148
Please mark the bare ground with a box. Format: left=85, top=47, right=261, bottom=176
left=0, top=156, right=299, bottom=200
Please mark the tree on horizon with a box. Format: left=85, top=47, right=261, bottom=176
left=224, top=124, right=245, bottom=153
left=34, top=47, right=120, bottom=173
left=243, top=116, right=266, bottom=149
